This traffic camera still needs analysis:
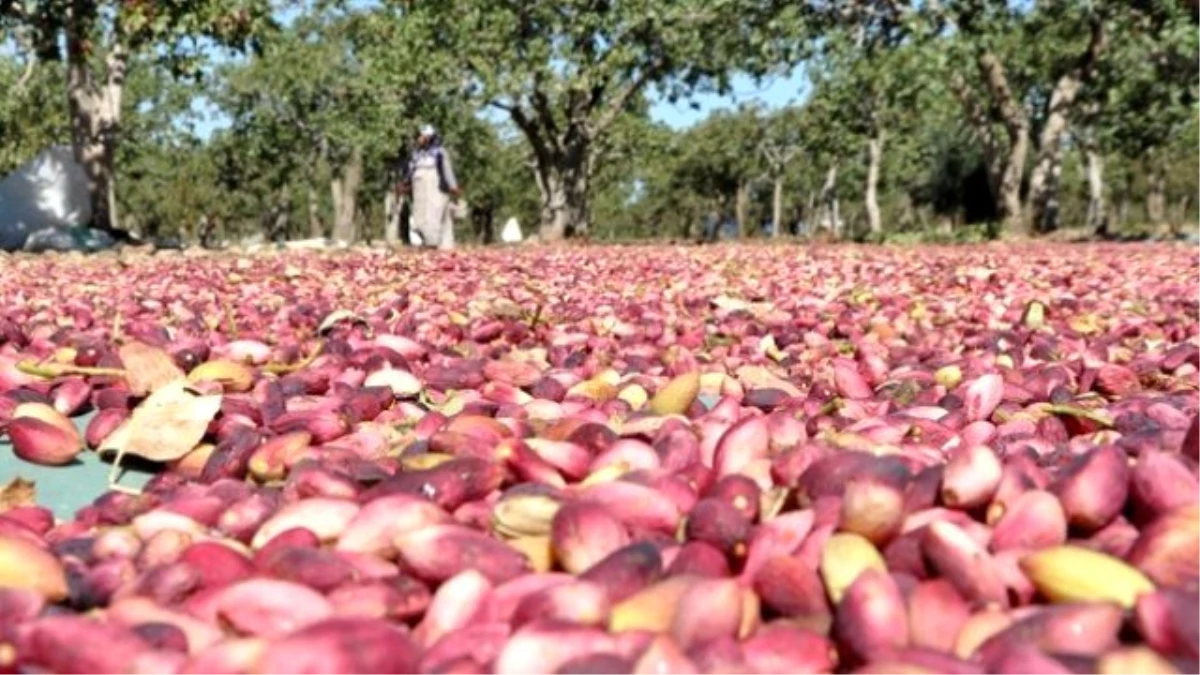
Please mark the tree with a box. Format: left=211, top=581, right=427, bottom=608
left=811, top=4, right=893, bottom=236
left=793, top=82, right=859, bottom=237
left=921, top=1, right=1195, bottom=235
left=612, top=120, right=709, bottom=239
left=443, top=119, right=540, bottom=244
left=759, top=106, right=803, bottom=237
left=216, top=10, right=375, bottom=243
left=918, top=1, right=1084, bottom=234
left=673, top=106, right=766, bottom=237
left=115, top=57, right=222, bottom=241
left=2, top=0, right=275, bottom=234
left=408, top=0, right=809, bottom=240
left=812, top=16, right=931, bottom=236
left=7, top=0, right=1193, bottom=246
left=1079, top=0, right=1198, bottom=234
left=0, top=54, right=69, bottom=175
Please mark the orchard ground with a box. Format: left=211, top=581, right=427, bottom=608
left=0, top=241, right=1197, bottom=674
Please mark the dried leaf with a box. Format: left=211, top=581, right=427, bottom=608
left=760, top=486, right=790, bottom=521
left=99, top=380, right=222, bottom=463
left=0, top=477, right=36, bottom=511
left=735, top=365, right=802, bottom=398
left=1069, top=313, right=1104, bottom=335
left=712, top=295, right=750, bottom=312
left=1043, top=404, right=1115, bottom=428
left=489, top=298, right=524, bottom=319
left=316, top=309, right=365, bottom=336
left=759, top=334, right=786, bottom=362
left=118, top=341, right=185, bottom=396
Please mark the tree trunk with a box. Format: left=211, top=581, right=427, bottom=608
left=330, top=147, right=362, bottom=244
left=197, top=214, right=215, bottom=249
left=308, top=138, right=328, bottom=239
left=1083, top=142, right=1108, bottom=237
left=1027, top=131, right=1069, bottom=235
left=534, top=159, right=589, bottom=242
left=804, top=191, right=816, bottom=236
left=273, top=208, right=290, bottom=242
left=383, top=145, right=404, bottom=246
left=1041, top=146, right=1064, bottom=233
left=1027, top=19, right=1106, bottom=234
left=473, top=208, right=496, bottom=244
left=865, top=129, right=885, bottom=235
left=1146, top=151, right=1167, bottom=230
left=735, top=181, right=749, bottom=238
left=762, top=145, right=797, bottom=237
left=771, top=177, right=783, bottom=238
left=263, top=190, right=290, bottom=242
left=66, top=6, right=125, bottom=235
left=1172, top=195, right=1190, bottom=237
left=995, top=126, right=1028, bottom=236
left=952, top=51, right=1030, bottom=236
left=383, top=191, right=402, bottom=246
left=820, top=162, right=839, bottom=236
left=307, top=184, right=323, bottom=239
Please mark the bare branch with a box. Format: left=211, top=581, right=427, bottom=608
left=529, top=70, right=563, bottom=153
left=976, top=49, right=1027, bottom=136
left=14, top=55, right=35, bottom=91
left=508, top=101, right=556, bottom=178
left=589, top=55, right=664, bottom=139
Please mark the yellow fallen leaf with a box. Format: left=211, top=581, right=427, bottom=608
left=118, top=341, right=185, bottom=396
left=0, top=477, right=36, bottom=512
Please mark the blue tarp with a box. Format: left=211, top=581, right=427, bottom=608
left=0, top=146, right=95, bottom=252
left=23, top=226, right=118, bottom=253
left=1, top=410, right=154, bottom=520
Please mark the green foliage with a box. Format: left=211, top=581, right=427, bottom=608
left=0, top=0, right=1194, bottom=244
left=6, top=0, right=275, bottom=69
left=1086, top=1, right=1198, bottom=157
left=398, top=0, right=812, bottom=237
left=673, top=106, right=764, bottom=204
left=0, top=58, right=69, bottom=175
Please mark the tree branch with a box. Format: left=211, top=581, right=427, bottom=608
left=589, top=55, right=664, bottom=139
left=976, top=49, right=1027, bottom=139
left=949, top=71, right=997, bottom=160
left=14, top=55, right=35, bottom=91
left=506, top=100, right=556, bottom=179
left=1071, top=13, right=1107, bottom=88
left=7, top=25, right=38, bottom=92
left=529, top=70, right=563, bottom=153
left=574, top=12, right=653, bottom=90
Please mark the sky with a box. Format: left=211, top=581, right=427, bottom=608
left=648, top=70, right=809, bottom=129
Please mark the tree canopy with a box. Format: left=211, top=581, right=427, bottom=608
left=1, top=0, right=1195, bottom=247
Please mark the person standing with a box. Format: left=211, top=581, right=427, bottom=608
left=398, top=124, right=461, bottom=250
